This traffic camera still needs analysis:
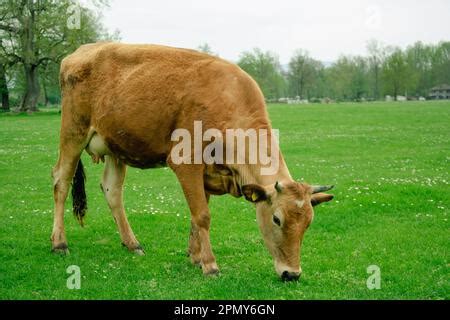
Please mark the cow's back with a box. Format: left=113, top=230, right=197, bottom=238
left=60, top=42, right=269, bottom=168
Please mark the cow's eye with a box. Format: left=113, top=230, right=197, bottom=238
left=273, top=215, right=281, bottom=226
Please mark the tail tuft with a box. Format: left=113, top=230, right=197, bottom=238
left=72, top=159, right=87, bottom=226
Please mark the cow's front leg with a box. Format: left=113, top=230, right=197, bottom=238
left=169, top=162, right=219, bottom=276
left=187, top=192, right=209, bottom=266
left=188, top=221, right=202, bottom=266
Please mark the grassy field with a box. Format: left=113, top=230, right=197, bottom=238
left=0, top=101, right=449, bottom=300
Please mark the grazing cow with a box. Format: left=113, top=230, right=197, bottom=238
left=52, top=43, right=334, bottom=281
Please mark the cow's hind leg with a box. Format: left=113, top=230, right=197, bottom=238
left=101, top=155, right=144, bottom=255
left=51, top=145, right=84, bottom=254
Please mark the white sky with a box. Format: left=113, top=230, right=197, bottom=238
left=100, top=0, right=450, bottom=64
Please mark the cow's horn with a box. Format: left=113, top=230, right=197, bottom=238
left=275, top=181, right=283, bottom=193
left=312, top=185, right=334, bottom=194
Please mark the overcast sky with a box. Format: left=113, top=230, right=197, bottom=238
left=100, top=0, right=450, bottom=64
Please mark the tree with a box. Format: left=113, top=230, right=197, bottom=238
left=238, top=48, right=286, bottom=100
left=287, top=49, right=322, bottom=99
left=0, top=0, right=115, bottom=111
left=40, top=59, right=60, bottom=105
left=367, top=39, right=385, bottom=100
left=311, top=66, right=329, bottom=99
left=0, top=4, right=23, bottom=111
left=197, top=43, right=216, bottom=56
left=325, top=55, right=369, bottom=101
left=0, top=37, right=18, bottom=110
left=382, top=48, right=416, bottom=99
left=431, top=41, right=450, bottom=87
left=351, top=56, right=369, bottom=100
left=0, top=63, right=9, bottom=110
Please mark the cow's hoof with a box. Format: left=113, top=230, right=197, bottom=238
left=122, top=242, right=145, bottom=255
left=52, top=243, right=69, bottom=255
left=133, top=247, right=145, bottom=256
left=204, top=268, right=220, bottom=277
left=202, top=263, right=220, bottom=276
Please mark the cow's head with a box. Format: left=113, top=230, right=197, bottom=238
left=242, top=181, right=333, bottom=281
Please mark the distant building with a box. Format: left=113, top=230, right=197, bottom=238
left=277, top=97, right=309, bottom=104
left=428, top=84, right=450, bottom=100
left=385, top=95, right=407, bottom=101
left=287, top=98, right=308, bottom=104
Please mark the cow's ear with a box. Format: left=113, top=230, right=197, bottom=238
left=242, top=184, right=268, bottom=203
left=311, top=193, right=334, bottom=206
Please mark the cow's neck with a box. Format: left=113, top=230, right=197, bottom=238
left=229, top=118, right=292, bottom=189
left=235, top=152, right=292, bottom=189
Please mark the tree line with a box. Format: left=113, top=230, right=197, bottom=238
left=235, top=40, right=450, bottom=102
left=0, top=0, right=117, bottom=112
left=1, top=1, right=449, bottom=113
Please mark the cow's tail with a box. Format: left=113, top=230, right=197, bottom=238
left=72, top=159, right=87, bottom=227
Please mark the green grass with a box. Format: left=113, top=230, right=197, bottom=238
left=0, top=101, right=449, bottom=300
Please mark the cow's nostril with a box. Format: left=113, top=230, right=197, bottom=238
left=281, top=271, right=300, bottom=282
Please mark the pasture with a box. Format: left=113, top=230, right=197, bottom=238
left=0, top=101, right=448, bottom=299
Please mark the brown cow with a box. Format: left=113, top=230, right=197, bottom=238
left=52, top=42, right=334, bottom=281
